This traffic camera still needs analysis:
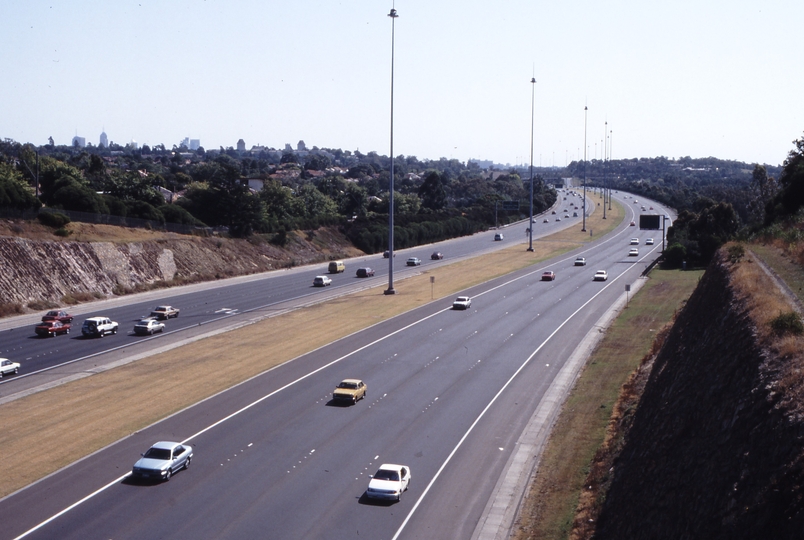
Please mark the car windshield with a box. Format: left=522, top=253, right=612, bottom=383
left=143, top=448, right=171, bottom=460
left=46, top=311, right=59, bottom=316
left=338, top=382, right=358, bottom=389
left=374, top=469, right=400, bottom=481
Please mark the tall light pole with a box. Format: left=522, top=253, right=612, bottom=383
left=527, top=76, right=536, bottom=252
left=602, top=120, right=607, bottom=219
left=384, top=5, right=398, bottom=295
left=582, top=105, right=588, bottom=232
left=608, top=129, right=613, bottom=211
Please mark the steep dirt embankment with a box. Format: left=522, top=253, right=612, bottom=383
left=0, top=228, right=362, bottom=306
left=594, top=252, right=804, bottom=539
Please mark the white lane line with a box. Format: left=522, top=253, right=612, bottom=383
left=12, top=305, right=451, bottom=539
left=390, top=261, right=630, bottom=540
left=13, top=225, right=637, bottom=539
left=13, top=474, right=129, bottom=540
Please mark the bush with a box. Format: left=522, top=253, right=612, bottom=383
left=54, top=227, right=71, bottom=237
left=770, top=311, right=804, bottom=336
left=662, top=242, right=687, bottom=269
left=726, top=244, right=745, bottom=263
left=37, top=211, right=71, bottom=228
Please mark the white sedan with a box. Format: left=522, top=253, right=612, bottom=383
left=453, top=296, right=472, bottom=310
left=629, top=248, right=639, bottom=257
left=366, top=464, right=411, bottom=501
left=593, top=270, right=608, bottom=281
left=0, top=358, right=20, bottom=378
left=131, top=441, right=193, bottom=482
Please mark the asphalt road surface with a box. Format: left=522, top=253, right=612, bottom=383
left=1, top=191, right=672, bottom=539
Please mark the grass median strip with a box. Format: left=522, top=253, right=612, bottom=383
left=0, top=202, right=622, bottom=499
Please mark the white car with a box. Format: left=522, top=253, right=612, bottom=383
left=630, top=238, right=639, bottom=245
left=366, top=464, right=411, bottom=501
left=313, top=275, right=332, bottom=287
left=0, top=358, right=20, bottom=378
left=453, top=296, right=472, bottom=310
left=629, top=248, right=639, bottom=257
left=593, top=270, right=608, bottom=281
left=134, top=319, right=165, bottom=335
left=494, top=233, right=504, bottom=241
left=131, top=441, right=193, bottom=482
left=574, top=257, right=587, bottom=266
left=406, top=257, right=422, bottom=266
left=646, top=238, right=655, bottom=245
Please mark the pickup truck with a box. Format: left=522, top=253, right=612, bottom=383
left=150, top=306, right=180, bottom=320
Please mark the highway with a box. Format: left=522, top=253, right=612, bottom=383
left=0, top=190, right=590, bottom=387
left=1, top=191, right=672, bottom=539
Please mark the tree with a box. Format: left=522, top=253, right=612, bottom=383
left=766, top=134, right=804, bottom=223
left=338, top=183, right=368, bottom=218
left=418, top=170, right=447, bottom=210
left=0, top=162, right=40, bottom=211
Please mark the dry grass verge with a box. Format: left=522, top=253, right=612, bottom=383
left=0, top=203, right=622, bottom=498
left=512, top=267, right=704, bottom=540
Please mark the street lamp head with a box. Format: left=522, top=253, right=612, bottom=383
left=388, top=8, right=398, bottom=18
left=531, top=77, right=536, bottom=84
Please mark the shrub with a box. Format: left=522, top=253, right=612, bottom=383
left=770, top=311, right=804, bottom=336
left=727, top=244, right=745, bottom=263
left=0, top=302, right=25, bottom=318
left=54, top=227, right=71, bottom=237
left=37, top=211, right=71, bottom=228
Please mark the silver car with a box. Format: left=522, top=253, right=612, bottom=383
left=132, top=441, right=193, bottom=481
left=134, top=319, right=165, bottom=335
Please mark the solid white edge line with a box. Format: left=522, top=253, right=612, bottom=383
left=390, top=253, right=634, bottom=540
left=12, top=199, right=653, bottom=538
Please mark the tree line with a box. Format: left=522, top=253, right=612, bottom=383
left=0, top=139, right=555, bottom=252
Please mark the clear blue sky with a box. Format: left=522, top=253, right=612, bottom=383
left=2, top=0, right=801, bottom=167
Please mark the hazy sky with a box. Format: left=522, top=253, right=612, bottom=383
left=2, top=1, right=801, bottom=167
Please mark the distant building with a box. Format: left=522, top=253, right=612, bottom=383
left=190, top=139, right=200, bottom=150
left=99, top=131, right=108, bottom=148
left=237, top=139, right=246, bottom=152
left=71, top=136, right=86, bottom=148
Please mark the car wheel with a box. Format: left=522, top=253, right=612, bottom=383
left=14, top=367, right=18, bottom=374
left=165, top=469, right=172, bottom=481
left=65, top=328, right=70, bottom=334
left=184, top=457, right=191, bottom=470
left=99, top=331, right=104, bottom=338
left=112, top=328, right=117, bottom=334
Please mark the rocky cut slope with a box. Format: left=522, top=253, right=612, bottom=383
left=593, top=249, right=804, bottom=539
left=0, top=228, right=362, bottom=307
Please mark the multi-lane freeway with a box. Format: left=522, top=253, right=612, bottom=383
left=0, top=191, right=672, bottom=539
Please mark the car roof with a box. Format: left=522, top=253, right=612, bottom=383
left=150, top=441, right=181, bottom=450
left=340, top=378, right=363, bottom=384
left=377, top=463, right=406, bottom=471
left=83, top=317, right=106, bottom=322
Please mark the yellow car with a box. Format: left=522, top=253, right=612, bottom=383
left=333, top=379, right=367, bottom=404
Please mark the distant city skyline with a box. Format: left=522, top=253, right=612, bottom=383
left=2, top=1, right=801, bottom=167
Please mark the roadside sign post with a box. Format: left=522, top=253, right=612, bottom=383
left=430, top=276, right=435, bottom=299
left=625, top=283, right=631, bottom=306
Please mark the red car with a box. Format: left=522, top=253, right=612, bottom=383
left=541, top=271, right=556, bottom=281
left=42, top=310, right=73, bottom=323
left=35, top=320, right=71, bottom=337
